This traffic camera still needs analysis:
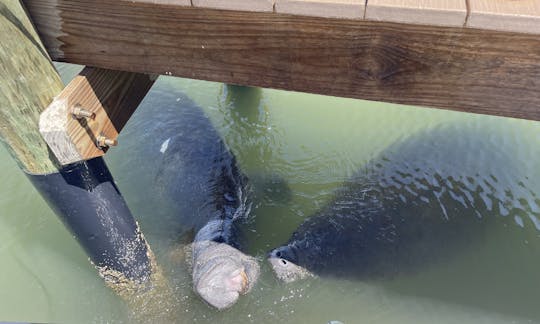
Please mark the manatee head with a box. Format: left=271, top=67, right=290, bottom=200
left=192, top=241, right=259, bottom=310
left=268, top=245, right=313, bottom=283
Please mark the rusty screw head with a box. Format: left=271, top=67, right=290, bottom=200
left=71, top=104, right=96, bottom=120
left=96, top=135, right=118, bottom=149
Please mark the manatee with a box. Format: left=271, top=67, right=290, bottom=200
left=119, top=83, right=259, bottom=309
left=268, top=177, right=486, bottom=282
left=268, top=124, right=534, bottom=282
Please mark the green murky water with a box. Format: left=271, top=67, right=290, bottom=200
left=0, top=63, right=539, bottom=323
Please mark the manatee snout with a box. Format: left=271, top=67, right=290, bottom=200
left=270, top=245, right=298, bottom=262
left=193, top=241, right=259, bottom=310
left=267, top=245, right=313, bottom=283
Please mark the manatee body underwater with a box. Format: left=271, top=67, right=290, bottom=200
left=268, top=124, right=530, bottom=282
left=118, top=84, right=260, bottom=310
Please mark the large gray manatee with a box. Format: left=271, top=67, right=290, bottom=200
left=268, top=123, right=538, bottom=282
left=117, top=82, right=259, bottom=310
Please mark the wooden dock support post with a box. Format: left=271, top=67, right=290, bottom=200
left=224, top=85, right=263, bottom=125
left=0, top=0, right=169, bottom=315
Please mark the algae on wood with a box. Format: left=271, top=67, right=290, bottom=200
left=0, top=0, right=64, bottom=174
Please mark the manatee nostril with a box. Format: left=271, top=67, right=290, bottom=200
left=281, top=259, right=287, bottom=265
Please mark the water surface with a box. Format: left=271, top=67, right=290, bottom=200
left=0, top=63, right=539, bottom=323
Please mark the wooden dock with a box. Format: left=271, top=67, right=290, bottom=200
left=22, top=0, right=540, bottom=121
left=1, top=0, right=539, bottom=315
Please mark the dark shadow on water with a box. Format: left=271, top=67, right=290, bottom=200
left=250, top=172, right=293, bottom=205
left=219, top=85, right=292, bottom=206
left=223, top=85, right=264, bottom=125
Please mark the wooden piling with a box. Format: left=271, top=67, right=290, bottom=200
left=0, top=1, right=172, bottom=319
left=0, top=0, right=63, bottom=174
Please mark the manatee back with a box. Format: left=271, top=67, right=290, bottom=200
left=154, top=107, right=246, bottom=231
left=287, top=124, right=526, bottom=279
left=114, top=84, right=248, bottom=240
left=289, top=180, right=483, bottom=279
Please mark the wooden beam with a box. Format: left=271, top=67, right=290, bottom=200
left=40, top=67, right=155, bottom=165
left=23, top=0, right=540, bottom=121
left=467, top=0, right=540, bottom=34
left=365, top=0, right=467, bottom=26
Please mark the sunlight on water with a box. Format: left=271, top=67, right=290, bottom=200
left=0, top=62, right=539, bottom=323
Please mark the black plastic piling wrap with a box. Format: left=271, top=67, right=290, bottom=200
left=27, top=157, right=152, bottom=282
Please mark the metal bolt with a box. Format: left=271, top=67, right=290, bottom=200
left=96, top=135, right=117, bottom=148
left=71, top=104, right=95, bottom=119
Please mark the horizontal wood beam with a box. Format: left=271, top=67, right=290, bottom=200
left=40, top=67, right=154, bottom=165
left=24, top=0, right=540, bottom=121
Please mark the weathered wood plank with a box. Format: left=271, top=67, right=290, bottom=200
left=275, top=0, right=365, bottom=19
left=467, top=0, right=540, bottom=34
left=365, top=0, right=467, bottom=26
left=130, top=0, right=191, bottom=5
left=23, top=0, right=540, bottom=121
left=192, top=0, right=275, bottom=12
left=40, top=67, right=155, bottom=165
left=0, top=0, right=64, bottom=174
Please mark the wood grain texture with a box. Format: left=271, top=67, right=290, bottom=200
left=0, top=0, right=64, bottom=174
left=366, top=0, right=467, bottom=26
left=40, top=67, right=154, bottom=165
left=130, top=0, right=191, bottom=5
left=192, top=0, right=275, bottom=12
left=23, top=0, right=540, bottom=121
left=468, top=0, right=540, bottom=34
left=275, top=0, right=365, bottom=19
